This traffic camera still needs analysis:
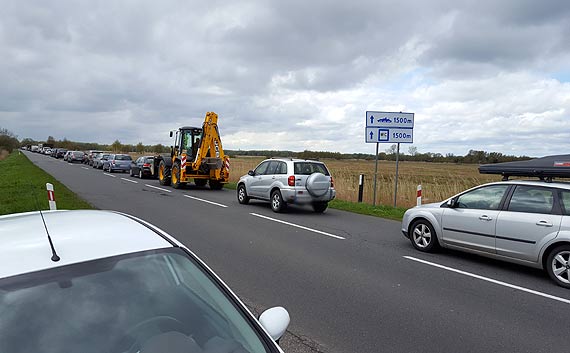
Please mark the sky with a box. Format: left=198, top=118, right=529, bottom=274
left=1, top=0, right=569, bottom=157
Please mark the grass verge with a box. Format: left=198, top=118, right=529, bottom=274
left=0, top=152, right=94, bottom=215
left=224, top=182, right=407, bottom=220
left=329, top=199, right=407, bottom=221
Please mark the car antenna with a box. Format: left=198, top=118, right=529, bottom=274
left=29, top=183, right=60, bottom=262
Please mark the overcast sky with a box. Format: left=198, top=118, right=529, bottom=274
left=1, top=0, right=569, bottom=156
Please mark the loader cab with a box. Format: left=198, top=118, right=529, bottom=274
left=171, top=127, right=203, bottom=158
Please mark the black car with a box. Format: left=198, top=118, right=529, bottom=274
left=130, top=156, right=155, bottom=179
left=55, top=149, right=68, bottom=159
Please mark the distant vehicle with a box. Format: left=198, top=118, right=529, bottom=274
left=0, top=210, right=290, bottom=353
left=56, top=149, right=68, bottom=159
left=237, top=158, right=336, bottom=213
left=63, top=151, right=73, bottom=161
left=402, top=155, right=570, bottom=288
left=93, top=153, right=110, bottom=169
left=68, top=151, right=85, bottom=163
left=130, top=156, right=155, bottom=179
left=85, top=150, right=104, bottom=166
left=31, top=145, right=39, bottom=152
left=103, top=154, right=132, bottom=173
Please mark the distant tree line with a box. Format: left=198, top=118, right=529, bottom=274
left=226, top=147, right=531, bottom=164
left=1, top=127, right=531, bottom=164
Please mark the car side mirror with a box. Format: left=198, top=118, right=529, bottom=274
left=259, top=307, right=290, bottom=342
left=248, top=170, right=255, bottom=176
left=169, top=131, right=173, bottom=137
left=446, top=198, right=457, bottom=208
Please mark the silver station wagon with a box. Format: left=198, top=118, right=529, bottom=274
left=402, top=179, right=570, bottom=288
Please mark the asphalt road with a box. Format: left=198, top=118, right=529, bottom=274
left=25, top=151, right=570, bottom=352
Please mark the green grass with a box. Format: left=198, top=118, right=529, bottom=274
left=329, top=199, right=407, bottom=221
left=0, top=152, right=94, bottom=215
left=224, top=181, right=407, bottom=220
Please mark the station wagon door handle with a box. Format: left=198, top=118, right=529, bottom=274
left=478, top=215, right=493, bottom=221
left=536, top=220, right=553, bottom=227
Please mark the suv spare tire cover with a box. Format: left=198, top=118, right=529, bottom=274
left=305, top=173, right=329, bottom=197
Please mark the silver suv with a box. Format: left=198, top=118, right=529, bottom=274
left=402, top=180, right=570, bottom=288
left=237, top=158, right=336, bottom=213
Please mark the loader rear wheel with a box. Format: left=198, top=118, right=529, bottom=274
left=158, top=161, right=171, bottom=186
left=171, top=161, right=186, bottom=189
left=194, top=179, right=208, bottom=187
left=209, top=180, right=223, bottom=190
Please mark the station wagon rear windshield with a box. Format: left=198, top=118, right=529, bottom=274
left=115, top=155, right=132, bottom=160
left=294, top=162, right=330, bottom=175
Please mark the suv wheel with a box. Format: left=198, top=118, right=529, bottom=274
left=410, top=219, right=439, bottom=252
left=312, top=202, right=328, bottom=213
left=271, top=190, right=286, bottom=213
left=237, top=184, right=250, bottom=205
left=546, top=245, right=570, bottom=288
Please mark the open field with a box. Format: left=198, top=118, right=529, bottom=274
left=227, top=156, right=502, bottom=208
left=0, top=152, right=93, bottom=215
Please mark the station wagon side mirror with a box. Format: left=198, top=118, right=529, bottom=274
left=446, top=197, right=458, bottom=208
left=248, top=170, right=255, bottom=176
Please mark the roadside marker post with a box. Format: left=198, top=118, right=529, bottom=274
left=358, top=174, right=364, bottom=203
left=417, top=184, right=422, bottom=206
left=46, top=183, right=56, bottom=210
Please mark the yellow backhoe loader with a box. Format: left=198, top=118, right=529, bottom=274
left=154, top=112, right=230, bottom=189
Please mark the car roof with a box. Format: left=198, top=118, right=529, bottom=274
left=485, top=179, right=570, bottom=190
left=0, top=210, right=175, bottom=279
left=267, top=157, right=324, bottom=163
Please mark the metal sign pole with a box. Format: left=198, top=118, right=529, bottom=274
left=373, top=143, right=379, bottom=206
left=393, top=143, right=400, bottom=207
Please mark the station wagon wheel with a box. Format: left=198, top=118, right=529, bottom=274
left=237, top=184, right=250, bottom=205
left=546, top=245, right=570, bottom=288
left=410, top=219, right=439, bottom=252
left=271, top=190, right=287, bottom=213
left=139, top=169, right=143, bottom=179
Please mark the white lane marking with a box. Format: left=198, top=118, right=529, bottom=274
left=121, top=177, right=138, bottom=184
left=404, top=256, right=570, bottom=305
left=250, top=213, right=345, bottom=240
left=183, top=195, right=228, bottom=208
left=145, top=184, right=171, bottom=193
left=103, top=173, right=116, bottom=178
left=81, top=167, right=89, bottom=170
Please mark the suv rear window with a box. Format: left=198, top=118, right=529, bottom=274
left=294, top=162, right=329, bottom=176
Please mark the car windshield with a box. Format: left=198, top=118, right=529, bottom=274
left=0, top=248, right=270, bottom=353
left=115, top=155, right=132, bottom=160
left=73, top=152, right=83, bottom=156
left=294, top=162, right=330, bottom=176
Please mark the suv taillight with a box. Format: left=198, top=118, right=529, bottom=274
left=330, top=176, right=334, bottom=188
left=288, top=175, right=295, bottom=186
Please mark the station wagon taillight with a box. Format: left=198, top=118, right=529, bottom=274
left=143, top=163, right=151, bottom=167
left=288, top=175, right=295, bottom=186
left=330, top=176, right=334, bottom=188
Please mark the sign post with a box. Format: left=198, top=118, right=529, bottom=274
left=365, top=111, right=414, bottom=206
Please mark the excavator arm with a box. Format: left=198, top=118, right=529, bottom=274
left=190, top=112, right=229, bottom=182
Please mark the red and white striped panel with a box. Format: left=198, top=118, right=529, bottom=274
left=181, top=155, right=187, bottom=166
left=224, top=158, right=230, bottom=170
